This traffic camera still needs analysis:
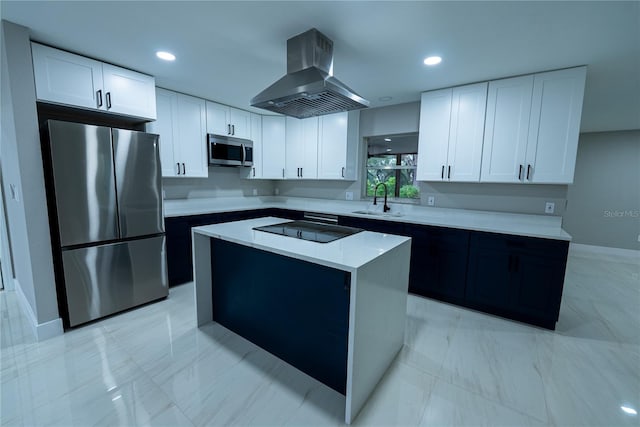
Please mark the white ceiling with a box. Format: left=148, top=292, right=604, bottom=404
left=2, top=1, right=639, bottom=132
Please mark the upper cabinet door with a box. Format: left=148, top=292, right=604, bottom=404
left=205, top=101, right=229, bottom=135
left=481, top=75, right=534, bottom=183
left=285, top=117, right=319, bottom=179
left=102, top=64, right=156, bottom=119
left=247, top=113, right=263, bottom=179
left=32, top=43, right=103, bottom=110
left=261, top=116, right=286, bottom=179
left=205, top=102, right=251, bottom=138
left=317, top=112, right=349, bottom=179
left=148, top=88, right=179, bottom=177
left=416, top=88, right=453, bottom=181
left=447, top=82, right=487, bottom=182
left=175, top=93, right=208, bottom=178
left=525, top=67, right=586, bottom=184
left=229, top=107, right=251, bottom=139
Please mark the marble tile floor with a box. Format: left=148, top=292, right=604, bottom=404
left=1, top=251, right=638, bottom=426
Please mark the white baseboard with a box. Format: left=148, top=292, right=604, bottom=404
left=14, top=279, right=63, bottom=341
left=569, top=243, right=640, bottom=261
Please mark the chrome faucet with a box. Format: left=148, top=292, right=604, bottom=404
left=373, top=183, right=391, bottom=212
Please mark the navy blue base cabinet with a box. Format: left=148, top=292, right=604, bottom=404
left=165, top=209, right=276, bottom=287
left=465, top=232, right=569, bottom=329
left=405, top=224, right=470, bottom=304
left=210, top=238, right=350, bottom=394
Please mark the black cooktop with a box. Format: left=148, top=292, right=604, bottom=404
left=253, top=220, right=363, bottom=243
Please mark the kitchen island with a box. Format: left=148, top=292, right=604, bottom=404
left=192, top=217, right=412, bottom=424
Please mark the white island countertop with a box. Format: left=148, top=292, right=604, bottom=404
left=192, top=216, right=411, bottom=271
left=165, top=196, right=572, bottom=241
left=192, top=216, right=412, bottom=424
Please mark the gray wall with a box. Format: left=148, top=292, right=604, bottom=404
left=1, top=20, right=59, bottom=323
left=563, top=130, right=640, bottom=250
left=163, top=166, right=274, bottom=199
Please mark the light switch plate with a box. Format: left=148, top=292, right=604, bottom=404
left=427, top=196, right=435, bottom=206
left=252, top=188, right=258, bottom=196
left=345, top=191, right=353, bottom=201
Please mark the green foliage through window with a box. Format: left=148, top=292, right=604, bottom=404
left=366, top=153, right=419, bottom=199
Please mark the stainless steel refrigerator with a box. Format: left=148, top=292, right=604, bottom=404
left=43, top=120, right=168, bottom=327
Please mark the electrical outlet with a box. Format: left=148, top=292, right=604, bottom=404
left=637, top=234, right=640, bottom=243
left=274, top=188, right=279, bottom=196
left=252, top=188, right=258, bottom=196
left=162, top=190, right=166, bottom=199
left=427, top=196, right=435, bottom=206
left=545, top=202, right=555, bottom=214
left=345, top=191, right=353, bottom=201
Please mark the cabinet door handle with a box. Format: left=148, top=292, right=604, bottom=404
left=282, top=168, right=285, bottom=178
left=182, top=163, right=186, bottom=175
left=252, top=167, right=255, bottom=177
left=96, top=90, right=103, bottom=107
left=106, top=92, right=112, bottom=109
left=526, top=164, right=532, bottom=180
left=448, top=165, right=451, bottom=180
left=176, top=162, right=181, bottom=175
left=300, top=167, right=303, bottom=178
left=232, top=125, right=235, bottom=135
left=518, top=164, right=523, bottom=180
left=227, top=124, right=231, bottom=135
left=341, top=167, right=345, bottom=178
left=441, top=165, right=445, bottom=179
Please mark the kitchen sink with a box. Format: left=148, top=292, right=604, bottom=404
left=351, top=210, right=403, bottom=217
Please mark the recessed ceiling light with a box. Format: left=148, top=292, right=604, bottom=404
left=621, top=406, right=638, bottom=415
left=384, top=138, right=392, bottom=142
left=379, top=96, right=393, bottom=102
left=423, top=56, right=442, bottom=66
left=156, top=51, right=176, bottom=61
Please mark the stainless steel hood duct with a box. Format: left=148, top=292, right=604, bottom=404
left=251, top=28, right=369, bottom=119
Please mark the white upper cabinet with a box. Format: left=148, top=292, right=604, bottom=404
left=246, top=113, right=263, bottom=179
left=481, top=75, right=534, bottom=183
left=416, top=88, right=452, bottom=181
left=447, top=83, right=488, bottom=181
left=525, top=67, right=586, bottom=183
left=317, top=111, right=359, bottom=180
left=285, top=117, right=319, bottom=179
left=101, top=64, right=157, bottom=119
left=31, top=43, right=156, bottom=120
left=260, top=116, right=286, bottom=179
left=481, top=67, right=586, bottom=184
left=205, top=101, right=251, bottom=139
left=416, top=83, right=487, bottom=182
left=148, top=88, right=207, bottom=178
left=31, top=42, right=103, bottom=110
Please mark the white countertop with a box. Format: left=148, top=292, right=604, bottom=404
left=166, top=196, right=571, bottom=241
left=192, top=216, right=412, bottom=271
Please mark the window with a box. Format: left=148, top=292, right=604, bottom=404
left=365, top=133, right=420, bottom=200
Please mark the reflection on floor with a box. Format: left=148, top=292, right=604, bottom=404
left=1, top=251, right=639, bottom=426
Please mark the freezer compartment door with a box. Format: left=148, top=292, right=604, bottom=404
left=47, top=121, right=119, bottom=246
left=61, top=236, right=168, bottom=327
left=112, top=129, right=164, bottom=238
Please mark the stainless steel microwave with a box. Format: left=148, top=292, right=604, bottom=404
left=208, top=134, right=253, bottom=167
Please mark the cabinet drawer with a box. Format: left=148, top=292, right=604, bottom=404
left=470, top=232, right=568, bottom=256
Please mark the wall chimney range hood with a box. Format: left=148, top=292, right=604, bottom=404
left=251, top=28, right=369, bottom=119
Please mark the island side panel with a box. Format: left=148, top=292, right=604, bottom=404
left=193, top=231, right=213, bottom=326
left=345, top=239, right=411, bottom=424
left=210, top=238, right=351, bottom=395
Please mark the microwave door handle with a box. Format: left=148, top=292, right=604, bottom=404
left=241, top=144, right=246, bottom=165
